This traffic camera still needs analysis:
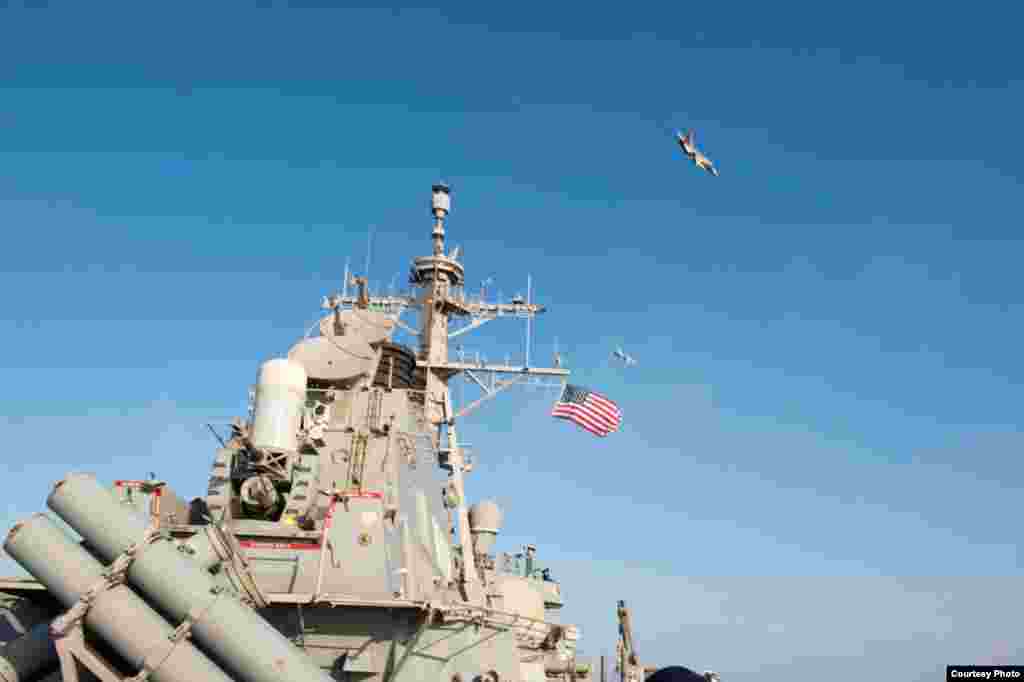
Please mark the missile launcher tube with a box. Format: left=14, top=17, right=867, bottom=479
left=0, top=621, right=57, bottom=682
left=3, top=514, right=233, bottom=682
left=47, top=473, right=333, bottom=682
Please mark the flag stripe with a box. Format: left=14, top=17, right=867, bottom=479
left=551, top=404, right=611, bottom=431
left=580, top=399, right=619, bottom=426
left=572, top=403, right=617, bottom=431
left=553, top=408, right=612, bottom=436
left=589, top=394, right=621, bottom=417
left=552, top=409, right=609, bottom=436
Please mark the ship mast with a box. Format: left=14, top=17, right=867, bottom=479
left=326, top=183, right=569, bottom=602
left=417, top=183, right=483, bottom=598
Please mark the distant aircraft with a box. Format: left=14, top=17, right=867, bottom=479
left=611, top=347, right=637, bottom=367
left=675, top=130, right=719, bottom=177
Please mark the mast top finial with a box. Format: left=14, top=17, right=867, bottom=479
left=431, top=183, right=451, bottom=256
left=431, top=183, right=451, bottom=218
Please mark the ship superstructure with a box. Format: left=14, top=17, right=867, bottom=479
left=0, top=183, right=603, bottom=682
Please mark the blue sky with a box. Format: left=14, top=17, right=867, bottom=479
left=1, top=3, right=1022, bottom=679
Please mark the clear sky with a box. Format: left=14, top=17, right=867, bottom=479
left=1, top=3, right=1022, bottom=680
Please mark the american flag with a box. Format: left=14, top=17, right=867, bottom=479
left=551, top=384, right=622, bottom=437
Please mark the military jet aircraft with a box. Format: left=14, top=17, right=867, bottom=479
left=675, top=130, right=719, bottom=177
left=611, top=347, right=637, bottom=367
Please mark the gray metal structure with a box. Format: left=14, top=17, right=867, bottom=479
left=0, top=183, right=696, bottom=681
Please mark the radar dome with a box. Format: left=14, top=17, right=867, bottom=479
left=250, top=358, right=307, bottom=454
left=468, top=500, right=502, bottom=556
